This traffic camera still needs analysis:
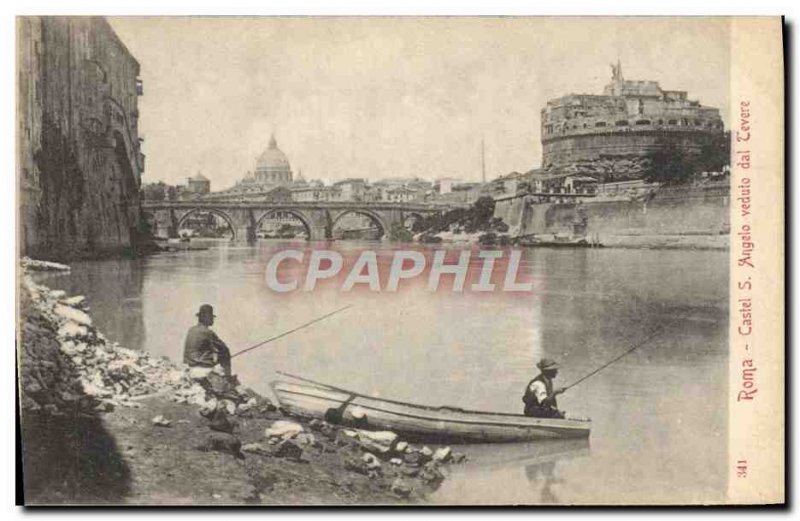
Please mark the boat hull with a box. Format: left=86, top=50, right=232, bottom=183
left=271, top=380, right=591, bottom=444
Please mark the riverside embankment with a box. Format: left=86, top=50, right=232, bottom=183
left=493, top=181, right=730, bottom=250
left=18, top=259, right=463, bottom=505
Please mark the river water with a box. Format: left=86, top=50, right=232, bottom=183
left=39, top=240, right=729, bottom=505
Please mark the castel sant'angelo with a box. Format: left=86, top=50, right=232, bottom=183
left=539, top=61, right=725, bottom=180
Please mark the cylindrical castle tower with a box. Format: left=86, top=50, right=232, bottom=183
left=540, top=62, right=725, bottom=177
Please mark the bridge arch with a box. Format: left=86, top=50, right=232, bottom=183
left=330, top=209, right=388, bottom=239
left=176, top=208, right=237, bottom=240
left=254, top=209, right=313, bottom=240
left=403, top=211, right=426, bottom=229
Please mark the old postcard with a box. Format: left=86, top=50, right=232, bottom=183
left=16, top=16, right=784, bottom=505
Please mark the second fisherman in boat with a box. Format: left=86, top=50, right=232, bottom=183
left=522, top=358, right=566, bottom=419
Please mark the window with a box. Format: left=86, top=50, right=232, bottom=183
left=595, top=121, right=607, bottom=127
left=668, top=119, right=678, bottom=125
left=615, top=120, right=628, bottom=126
left=635, top=120, right=651, bottom=125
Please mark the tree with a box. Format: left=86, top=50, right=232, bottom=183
left=644, top=133, right=730, bottom=185
left=697, top=131, right=731, bottom=173
left=142, top=181, right=167, bottom=201
left=464, top=196, right=496, bottom=233
left=643, top=139, right=699, bottom=185
left=388, top=222, right=413, bottom=242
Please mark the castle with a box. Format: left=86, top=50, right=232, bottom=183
left=540, top=61, right=725, bottom=180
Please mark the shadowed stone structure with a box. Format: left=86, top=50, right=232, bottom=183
left=18, top=17, right=145, bottom=260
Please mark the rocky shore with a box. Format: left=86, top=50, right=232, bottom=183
left=18, top=260, right=463, bottom=505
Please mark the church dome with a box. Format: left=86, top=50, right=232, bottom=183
left=256, top=135, right=290, bottom=171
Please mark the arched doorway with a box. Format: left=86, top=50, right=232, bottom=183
left=255, top=209, right=312, bottom=241
left=330, top=210, right=386, bottom=241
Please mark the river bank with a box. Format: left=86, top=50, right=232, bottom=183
left=18, top=260, right=463, bottom=505
left=413, top=229, right=727, bottom=250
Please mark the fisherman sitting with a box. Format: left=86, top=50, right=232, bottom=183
left=183, top=304, right=241, bottom=402
left=522, top=358, right=566, bottom=419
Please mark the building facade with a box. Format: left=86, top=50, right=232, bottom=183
left=18, top=16, right=145, bottom=259
left=186, top=172, right=210, bottom=194
left=540, top=62, right=724, bottom=179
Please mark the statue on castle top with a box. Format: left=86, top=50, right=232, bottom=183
left=610, top=60, right=623, bottom=82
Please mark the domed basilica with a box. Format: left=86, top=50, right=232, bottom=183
left=253, top=134, right=292, bottom=184
left=231, top=134, right=305, bottom=193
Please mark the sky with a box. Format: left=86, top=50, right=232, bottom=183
left=109, top=17, right=731, bottom=190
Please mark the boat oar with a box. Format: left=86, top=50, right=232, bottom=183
left=276, top=371, right=362, bottom=424
left=560, top=324, right=667, bottom=393
left=276, top=371, right=356, bottom=394
left=230, top=305, right=353, bottom=359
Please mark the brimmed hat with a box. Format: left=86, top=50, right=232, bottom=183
left=537, top=358, right=560, bottom=371
left=196, top=304, right=216, bottom=318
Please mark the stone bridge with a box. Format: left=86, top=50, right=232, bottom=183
left=142, top=200, right=465, bottom=241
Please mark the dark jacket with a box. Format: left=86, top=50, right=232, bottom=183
left=183, top=324, right=230, bottom=370
left=522, top=373, right=560, bottom=417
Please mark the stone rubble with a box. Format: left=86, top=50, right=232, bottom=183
left=345, top=429, right=399, bottom=454
left=263, top=419, right=467, bottom=497
left=264, top=420, right=305, bottom=442
left=21, top=257, right=71, bottom=272
left=20, top=273, right=232, bottom=415
left=151, top=414, right=172, bottom=427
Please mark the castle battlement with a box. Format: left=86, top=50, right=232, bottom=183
left=540, top=62, right=724, bottom=173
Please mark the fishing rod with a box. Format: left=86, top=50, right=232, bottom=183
left=561, top=324, right=667, bottom=393
left=230, top=304, right=354, bottom=359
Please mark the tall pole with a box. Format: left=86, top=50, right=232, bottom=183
left=481, top=136, right=486, bottom=183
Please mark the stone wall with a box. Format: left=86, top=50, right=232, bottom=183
left=17, top=17, right=145, bottom=260
left=494, top=181, right=730, bottom=247
left=542, top=130, right=720, bottom=176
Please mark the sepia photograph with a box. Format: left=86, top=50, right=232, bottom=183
left=15, top=15, right=784, bottom=506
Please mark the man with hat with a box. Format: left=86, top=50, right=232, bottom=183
left=183, top=304, right=232, bottom=381
left=522, top=358, right=566, bottom=419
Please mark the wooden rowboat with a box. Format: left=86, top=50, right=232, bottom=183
left=270, top=378, right=591, bottom=444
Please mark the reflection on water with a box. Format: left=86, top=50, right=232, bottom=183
left=433, top=438, right=590, bottom=505
left=35, top=257, right=146, bottom=351
left=527, top=460, right=559, bottom=504
left=37, top=240, right=728, bottom=504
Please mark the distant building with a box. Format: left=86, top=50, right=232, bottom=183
left=540, top=61, right=725, bottom=179
left=207, top=134, right=312, bottom=200
left=493, top=171, right=527, bottom=194
left=290, top=184, right=339, bottom=202
left=254, top=134, right=292, bottom=184
left=222, top=134, right=303, bottom=195
left=187, top=172, right=210, bottom=194
left=434, top=177, right=461, bottom=194
left=530, top=171, right=598, bottom=195
left=384, top=187, right=418, bottom=202
left=332, top=178, right=368, bottom=201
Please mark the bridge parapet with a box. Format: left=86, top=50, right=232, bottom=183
left=141, top=200, right=460, bottom=242
left=142, top=200, right=464, bottom=212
